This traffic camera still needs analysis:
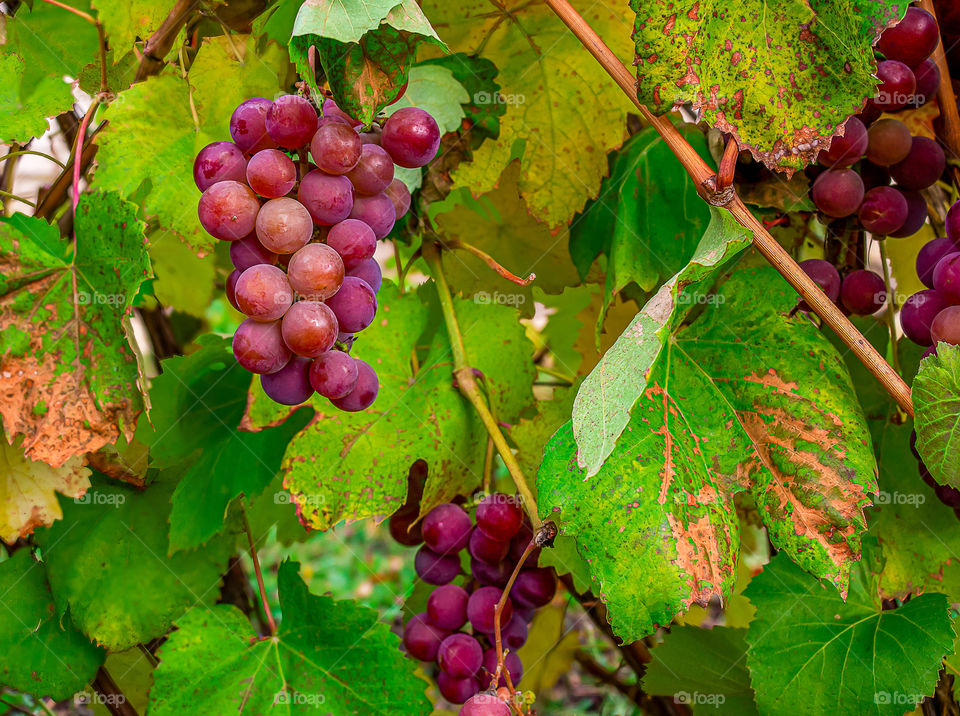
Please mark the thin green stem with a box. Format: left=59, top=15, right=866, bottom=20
left=0, top=190, right=36, bottom=208
left=39, top=0, right=96, bottom=24
left=0, top=150, right=66, bottom=168
left=537, top=363, right=575, bottom=383
left=240, top=503, right=277, bottom=635
left=877, top=240, right=902, bottom=377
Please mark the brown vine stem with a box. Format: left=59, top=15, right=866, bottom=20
left=240, top=503, right=277, bottom=635
left=717, top=137, right=739, bottom=191
left=492, top=540, right=537, bottom=692
left=422, top=241, right=543, bottom=529
left=919, top=0, right=960, bottom=190
left=92, top=666, right=140, bottom=716
left=544, top=0, right=914, bottom=417
left=442, top=238, right=537, bottom=286
left=135, top=0, right=201, bottom=82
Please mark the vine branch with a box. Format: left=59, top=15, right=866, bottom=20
left=135, top=0, right=201, bottom=82
left=919, top=0, right=960, bottom=190
left=543, top=0, right=914, bottom=417
left=240, top=503, right=277, bottom=635
left=441, top=238, right=537, bottom=286
left=91, top=666, right=139, bottom=716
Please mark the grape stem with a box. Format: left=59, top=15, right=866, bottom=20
left=0, top=149, right=66, bottom=168
left=240, top=502, right=278, bottom=635
left=877, top=240, right=903, bottom=377
left=919, top=0, right=960, bottom=191
left=716, top=137, right=739, bottom=191
left=543, top=0, right=915, bottom=417
left=136, top=0, right=201, bottom=82
left=441, top=238, right=536, bottom=286
left=422, top=241, right=543, bottom=530
left=492, top=539, right=537, bottom=694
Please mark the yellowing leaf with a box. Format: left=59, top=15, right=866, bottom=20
left=515, top=604, right=580, bottom=694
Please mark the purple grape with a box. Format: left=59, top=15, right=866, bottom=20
left=460, top=694, right=511, bottom=716
left=346, top=144, right=395, bottom=195
left=233, top=319, right=291, bottom=374
left=265, top=95, right=318, bottom=149
left=198, top=180, right=260, bottom=240
left=230, top=98, right=276, bottom=153
left=309, top=350, right=358, bottom=399
left=858, top=186, right=908, bottom=235
left=360, top=124, right=382, bottom=145
left=467, top=586, right=512, bottom=634
left=873, top=60, right=917, bottom=110
left=326, top=276, right=377, bottom=332
left=509, top=522, right=539, bottom=564
left=501, top=613, right=528, bottom=650
left=469, top=528, right=510, bottom=564
left=932, top=306, right=960, bottom=346
left=912, top=58, right=940, bottom=107
left=384, top=178, right=411, bottom=219
left=890, top=189, right=927, bottom=238
left=918, top=239, right=956, bottom=288
left=225, top=269, right=241, bottom=310
left=890, top=137, right=946, bottom=190
left=287, top=243, right=344, bottom=301
left=471, top=557, right=512, bottom=588
left=476, top=494, right=524, bottom=540
left=482, top=648, right=522, bottom=688
left=230, top=235, right=278, bottom=272
left=298, top=170, right=355, bottom=226
left=798, top=259, right=841, bottom=309
left=330, top=359, right=379, bottom=412
left=878, top=7, right=940, bottom=67
left=193, top=141, right=247, bottom=191
left=422, top=503, right=472, bottom=554
left=859, top=160, right=891, bottom=191
left=326, top=219, right=377, bottom=269
left=260, top=356, right=313, bottom=405
left=415, top=546, right=460, bottom=585
left=382, top=107, right=441, bottom=168
left=235, top=264, right=293, bottom=321
left=901, top=289, right=950, bottom=346
left=866, top=118, right=912, bottom=166
left=347, top=258, right=382, bottom=293
left=281, top=300, right=338, bottom=357
left=256, top=197, right=314, bottom=254
left=403, top=613, right=450, bottom=661
left=349, top=192, right=396, bottom=239
left=246, top=148, right=297, bottom=198
left=818, top=117, right=867, bottom=167
left=840, top=270, right=886, bottom=315
left=322, top=98, right=361, bottom=127
left=437, top=672, right=480, bottom=705
left=511, top=567, right=557, bottom=608
left=947, top=202, right=960, bottom=247
left=933, top=253, right=960, bottom=304
left=427, top=584, right=470, bottom=630
left=811, top=169, right=864, bottom=218
left=310, top=122, right=362, bottom=175
left=438, top=633, right=483, bottom=678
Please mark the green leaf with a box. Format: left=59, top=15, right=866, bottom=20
left=630, top=0, right=904, bottom=174
left=291, top=0, right=408, bottom=43
left=387, top=64, right=468, bottom=135
left=244, top=282, right=535, bottom=530
left=514, top=604, right=580, bottom=695
left=745, top=551, right=955, bottom=716
left=136, top=334, right=312, bottom=552
left=90, top=648, right=153, bottom=716
left=0, top=192, right=150, bottom=467
left=0, top=550, right=105, bottom=700
left=538, top=267, right=878, bottom=642
left=914, top=344, right=960, bottom=488
left=417, top=54, right=505, bottom=138
left=91, top=0, right=176, bottom=57
left=642, top=627, right=758, bottom=715
left=34, top=476, right=233, bottom=651
left=0, top=55, right=75, bottom=144
left=148, top=560, right=431, bottom=715
left=148, top=234, right=215, bottom=317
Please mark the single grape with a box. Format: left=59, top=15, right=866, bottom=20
left=476, top=494, right=524, bottom=540
left=798, top=258, right=842, bottom=309
left=225, top=269, right=241, bottom=311
left=947, top=201, right=960, bottom=247
left=326, top=219, right=377, bottom=269
left=810, top=169, right=864, bottom=218
left=438, top=633, right=483, bottom=678
left=193, top=141, right=247, bottom=192
left=890, top=189, right=927, bottom=238
left=235, top=264, right=293, bottom=321
left=858, top=186, right=908, bottom=235
left=460, top=694, right=511, bottom=716
left=415, top=546, right=461, bottom=585
left=381, top=107, right=441, bottom=168
left=326, top=276, right=377, bottom=332
left=403, top=613, right=450, bottom=661
left=481, top=649, right=522, bottom=688
left=310, top=122, right=362, bottom=175
left=281, top=300, right=338, bottom=357
left=865, top=118, right=913, bottom=166
left=511, top=567, right=557, bottom=608
left=233, top=318, right=291, bottom=374
left=388, top=507, right=423, bottom=546
left=298, top=170, right=355, bottom=225
left=330, top=358, right=379, bottom=411
left=840, top=270, right=886, bottom=315
left=286, top=243, right=345, bottom=300
left=349, top=192, right=396, bottom=239
left=230, top=98, right=276, bottom=153
left=467, top=586, right=512, bottom=634
left=198, top=180, right=260, bottom=240
left=265, top=94, right=318, bottom=149
left=255, top=197, right=314, bottom=254
left=933, top=253, right=960, bottom=304
left=818, top=117, right=867, bottom=167
left=471, top=557, right=512, bottom=588
left=438, top=672, right=480, bottom=705
left=346, top=144, right=395, bottom=195
left=513, top=606, right=536, bottom=623
left=932, top=305, right=960, bottom=346
left=890, top=136, right=946, bottom=190
left=246, top=148, right=297, bottom=198
left=422, top=503, right=472, bottom=554
left=878, top=7, right=940, bottom=67
left=260, top=356, right=313, bottom=405
left=917, top=238, right=956, bottom=287
left=427, top=584, right=470, bottom=630
left=385, top=178, right=411, bottom=219
left=347, top=258, right=382, bottom=293
left=468, top=528, right=510, bottom=564
left=230, top=234, right=278, bottom=272
left=508, top=521, right=539, bottom=564
left=322, top=98, right=361, bottom=127
left=309, top=350, right=358, bottom=398
left=360, top=124, right=382, bottom=145
left=900, top=289, right=950, bottom=345
left=501, top=613, right=528, bottom=650
left=873, top=60, right=917, bottom=111
left=912, top=58, right=940, bottom=107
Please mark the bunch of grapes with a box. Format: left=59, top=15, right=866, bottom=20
left=390, top=494, right=557, bottom=710
left=810, top=7, right=943, bottom=238
left=193, top=93, right=440, bottom=410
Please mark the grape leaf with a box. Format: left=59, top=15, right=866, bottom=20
left=34, top=476, right=234, bottom=651
left=642, top=627, right=758, bottom=715
left=0, top=550, right=104, bottom=700
left=745, top=551, right=954, bottom=716
left=0, top=432, right=91, bottom=543
left=148, top=559, right=431, bottom=715
left=243, top=281, right=535, bottom=531
left=514, top=604, right=581, bottom=695
left=94, top=36, right=287, bottom=252
left=417, top=54, right=505, bottom=138
left=136, top=334, right=312, bottom=552
left=538, top=267, right=877, bottom=641
left=0, top=192, right=150, bottom=467
left=914, top=344, right=960, bottom=488
left=630, top=0, right=905, bottom=174
left=91, top=0, right=176, bottom=57
left=89, top=648, right=153, bottom=716
left=425, top=0, right=634, bottom=226
left=147, top=233, right=215, bottom=317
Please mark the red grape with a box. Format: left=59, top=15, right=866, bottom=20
left=798, top=258, right=841, bottom=307
left=890, top=137, right=945, bottom=190
left=840, top=270, right=886, bottom=315
left=858, top=186, right=908, bottom=235
left=933, top=252, right=960, bottom=303
left=346, top=144, right=395, bottom=195
left=437, top=672, right=480, bottom=705
left=811, top=169, right=864, bottom=218
left=403, top=613, right=450, bottom=661
left=947, top=200, right=960, bottom=247
left=230, top=98, right=276, bottom=153
left=360, top=124, right=382, bottom=145
left=349, top=192, right=396, bottom=239
left=511, top=567, right=557, bottom=608
left=860, top=160, right=891, bottom=190
left=235, top=264, right=293, bottom=321
left=309, top=350, right=358, bottom=398
left=878, top=7, right=940, bottom=67
left=427, top=584, right=470, bottom=630
left=917, top=238, right=956, bottom=287
left=901, top=289, right=950, bottom=345
left=260, top=356, right=314, bottom=405
left=818, top=117, right=867, bottom=167
left=198, top=180, right=260, bottom=240
left=385, top=178, right=411, bottom=219
left=890, top=189, right=927, bottom=238
left=476, top=494, right=523, bottom=541
left=298, top=170, right=355, bottom=225
left=330, top=358, right=379, bottom=411
left=310, top=122, right=362, bottom=175
left=471, top=557, right=512, bottom=587
left=348, top=258, right=382, bottom=293
left=265, top=94, right=318, bottom=148
left=233, top=318, right=291, bottom=374
left=281, top=300, right=338, bottom=357
left=246, top=148, right=297, bottom=198
left=322, top=98, right=361, bottom=127
left=415, top=546, right=460, bottom=585
left=865, top=118, right=912, bottom=166
left=287, top=243, right=344, bottom=300
left=193, top=141, right=247, bottom=191
left=460, top=694, right=511, bottom=716
left=509, top=522, right=539, bottom=563
left=422, top=503, right=472, bottom=554
left=225, top=269, right=241, bottom=310
left=382, top=107, right=441, bottom=168
left=438, top=633, right=483, bottom=678
left=326, top=276, right=377, bottom=332
left=873, top=60, right=917, bottom=110
left=501, top=613, right=528, bottom=650
left=230, top=234, right=278, bottom=272
left=932, top=305, right=960, bottom=345
left=912, top=58, right=941, bottom=106
left=255, top=197, right=314, bottom=254
left=482, top=648, right=522, bottom=688
left=326, top=219, right=377, bottom=269
left=468, top=527, right=510, bottom=564
left=467, top=586, right=512, bottom=634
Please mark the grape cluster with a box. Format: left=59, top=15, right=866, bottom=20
left=810, top=7, right=943, bottom=238
left=391, top=495, right=557, bottom=709
left=193, top=94, right=440, bottom=410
